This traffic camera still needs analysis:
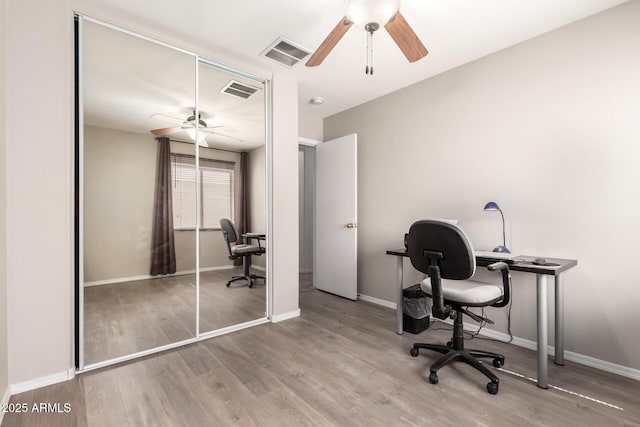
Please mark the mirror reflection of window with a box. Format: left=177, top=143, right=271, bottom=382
left=171, top=155, right=235, bottom=230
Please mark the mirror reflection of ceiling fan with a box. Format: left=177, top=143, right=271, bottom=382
left=306, top=0, right=428, bottom=75
left=150, top=111, right=243, bottom=146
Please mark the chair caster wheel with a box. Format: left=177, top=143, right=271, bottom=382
left=410, top=347, right=419, bottom=357
left=493, top=358, right=504, bottom=368
left=226, top=282, right=231, bottom=287
left=429, top=373, right=438, bottom=384
left=446, top=341, right=453, bottom=347
left=487, top=382, right=499, bottom=394
left=248, top=282, right=253, bottom=288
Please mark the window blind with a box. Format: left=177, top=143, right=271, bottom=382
left=170, top=154, right=234, bottom=230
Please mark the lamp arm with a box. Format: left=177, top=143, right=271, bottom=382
left=499, top=208, right=506, bottom=248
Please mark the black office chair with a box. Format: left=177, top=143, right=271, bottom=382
left=407, top=219, right=511, bottom=394
left=220, top=218, right=265, bottom=288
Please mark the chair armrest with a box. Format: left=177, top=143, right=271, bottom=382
left=241, top=233, right=266, bottom=252
left=487, top=262, right=511, bottom=307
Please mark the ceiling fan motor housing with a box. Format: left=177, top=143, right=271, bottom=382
left=185, top=112, right=207, bottom=128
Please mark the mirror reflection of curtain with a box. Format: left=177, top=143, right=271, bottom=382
left=150, top=136, right=177, bottom=275
left=234, top=151, right=249, bottom=266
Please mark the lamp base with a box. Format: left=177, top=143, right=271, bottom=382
left=492, top=246, right=510, bottom=253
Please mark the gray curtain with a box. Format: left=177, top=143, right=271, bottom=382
left=150, top=137, right=177, bottom=275
left=234, top=151, right=250, bottom=266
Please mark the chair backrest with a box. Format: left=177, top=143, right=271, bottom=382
left=220, top=218, right=239, bottom=259
left=407, top=219, right=476, bottom=280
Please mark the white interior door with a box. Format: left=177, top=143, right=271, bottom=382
left=315, top=134, right=357, bottom=300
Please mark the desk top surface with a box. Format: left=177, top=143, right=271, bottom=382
left=386, top=248, right=577, bottom=276
left=243, top=232, right=266, bottom=238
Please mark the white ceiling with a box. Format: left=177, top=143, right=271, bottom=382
left=83, top=0, right=628, bottom=123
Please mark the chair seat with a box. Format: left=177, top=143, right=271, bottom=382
left=420, top=278, right=503, bottom=305
left=231, top=244, right=263, bottom=255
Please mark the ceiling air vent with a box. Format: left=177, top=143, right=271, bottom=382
left=221, top=80, right=260, bottom=99
left=261, top=37, right=310, bottom=68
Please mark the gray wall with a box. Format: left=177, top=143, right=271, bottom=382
left=324, top=2, right=640, bottom=371
left=299, top=112, right=323, bottom=141
left=0, top=0, right=9, bottom=408
left=83, top=126, right=157, bottom=282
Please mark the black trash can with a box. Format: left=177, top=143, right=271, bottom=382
left=403, top=284, right=430, bottom=334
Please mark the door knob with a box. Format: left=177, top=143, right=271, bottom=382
left=344, top=223, right=357, bottom=229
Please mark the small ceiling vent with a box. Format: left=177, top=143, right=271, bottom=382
left=221, top=80, right=260, bottom=99
left=261, top=37, right=310, bottom=68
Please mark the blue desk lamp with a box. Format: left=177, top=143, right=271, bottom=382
left=484, top=201, right=510, bottom=253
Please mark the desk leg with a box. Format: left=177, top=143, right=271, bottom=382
left=555, top=274, right=565, bottom=366
left=536, top=274, right=549, bottom=389
left=396, top=256, right=404, bottom=335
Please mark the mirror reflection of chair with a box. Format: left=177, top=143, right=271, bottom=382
left=220, top=218, right=265, bottom=288
left=407, top=219, right=511, bottom=394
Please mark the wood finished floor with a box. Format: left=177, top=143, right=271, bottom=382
left=4, top=281, right=639, bottom=426
left=84, top=267, right=266, bottom=365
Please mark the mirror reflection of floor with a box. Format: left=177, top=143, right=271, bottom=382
left=84, top=267, right=266, bottom=366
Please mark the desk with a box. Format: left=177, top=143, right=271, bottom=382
left=386, top=248, right=577, bottom=389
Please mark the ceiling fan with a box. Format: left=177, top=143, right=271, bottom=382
left=306, top=0, right=428, bottom=74
left=150, top=111, right=243, bottom=145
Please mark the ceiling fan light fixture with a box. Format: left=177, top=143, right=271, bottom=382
left=345, top=0, right=400, bottom=29
left=185, top=126, right=206, bottom=144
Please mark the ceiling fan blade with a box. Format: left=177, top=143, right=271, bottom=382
left=384, top=12, right=428, bottom=63
left=150, top=113, right=185, bottom=125
left=201, top=129, right=243, bottom=142
left=306, top=17, right=353, bottom=67
left=150, top=126, right=181, bottom=136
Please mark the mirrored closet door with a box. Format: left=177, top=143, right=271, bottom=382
left=197, top=60, right=267, bottom=334
left=78, top=16, right=269, bottom=369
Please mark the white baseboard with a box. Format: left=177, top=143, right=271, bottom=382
left=360, top=295, right=640, bottom=381
left=358, top=293, right=396, bottom=310
left=0, top=385, right=10, bottom=424
left=271, top=309, right=301, bottom=323
left=10, top=367, right=75, bottom=395
left=84, top=265, right=235, bottom=287
left=252, top=265, right=266, bottom=272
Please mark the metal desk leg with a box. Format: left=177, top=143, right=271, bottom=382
left=555, top=274, right=565, bottom=366
left=536, top=274, right=549, bottom=389
left=396, top=256, right=404, bottom=335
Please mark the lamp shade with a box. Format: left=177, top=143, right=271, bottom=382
left=483, top=201, right=500, bottom=211
left=345, top=0, right=401, bottom=28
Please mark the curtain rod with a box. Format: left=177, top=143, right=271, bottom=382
left=164, top=138, right=246, bottom=154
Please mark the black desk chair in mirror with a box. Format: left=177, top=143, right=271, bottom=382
left=220, top=218, right=265, bottom=288
left=407, top=219, right=512, bottom=394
